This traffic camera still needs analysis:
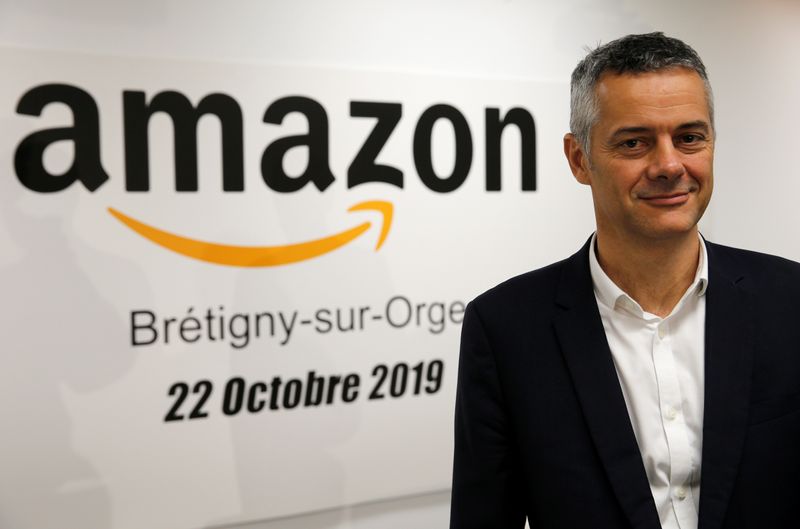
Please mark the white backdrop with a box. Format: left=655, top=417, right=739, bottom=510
left=1, top=1, right=799, bottom=529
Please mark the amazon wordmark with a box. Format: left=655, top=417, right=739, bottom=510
left=14, top=84, right=537, bottom=194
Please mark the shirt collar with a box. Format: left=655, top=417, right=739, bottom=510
left=588, top=232, right=709, bottom=315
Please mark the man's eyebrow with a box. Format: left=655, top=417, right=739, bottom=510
left=609, top=126, right=650, bottom=140
left=609, top=121, right=711, bottom=140
left=675, top=120, right=711, bottom=133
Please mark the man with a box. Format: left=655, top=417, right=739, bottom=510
left=450, top=32, right=800, bottom=529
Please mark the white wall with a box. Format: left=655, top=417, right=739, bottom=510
left=3, top=1, right=798, bottom=527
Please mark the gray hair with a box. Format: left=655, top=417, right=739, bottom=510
left=569, top=32, right=714, bottom=154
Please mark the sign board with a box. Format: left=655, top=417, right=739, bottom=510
left=0, top=47, right=593, bottom=529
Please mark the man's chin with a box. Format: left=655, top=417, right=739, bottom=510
left=635, top=208, right=704, bottom=237
left=639, top=223, right=701, bottom=242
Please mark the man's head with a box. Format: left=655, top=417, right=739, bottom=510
left=564, top=33, right=715, bottom=243
left=569, top=32, right=713, bottom=155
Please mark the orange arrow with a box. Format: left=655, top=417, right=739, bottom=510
left=108, top=200, right=393, bottom=267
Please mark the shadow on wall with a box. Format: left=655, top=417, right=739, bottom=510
left=0, top=116, right=143, bottom=528
left=207, top=490, right=450, bottom=529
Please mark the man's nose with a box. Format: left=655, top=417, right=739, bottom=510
left=646, top=138, right=684, bottom=180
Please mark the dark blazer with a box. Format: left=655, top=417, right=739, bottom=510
left=450, top=238, right=800, bottom=529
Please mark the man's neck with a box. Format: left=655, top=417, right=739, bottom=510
left=595, top=228, right=701, bottom=318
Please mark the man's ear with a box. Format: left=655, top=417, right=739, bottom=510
left=563, top=133, right=591, bottom=185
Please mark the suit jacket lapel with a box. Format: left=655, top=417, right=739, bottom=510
left=698, top=242, right=755, bottom=529
left=552, top=239, right=662, bottom=529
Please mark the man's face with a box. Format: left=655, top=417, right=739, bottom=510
left=565, top=67, right=714, bottom=243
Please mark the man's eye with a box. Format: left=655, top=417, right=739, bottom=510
left=681, top=134, right=701, bottom=143
left=622, top=139, right=639, bottom=148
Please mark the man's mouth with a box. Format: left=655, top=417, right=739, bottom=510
left=638, top=191, right=691, bottom=206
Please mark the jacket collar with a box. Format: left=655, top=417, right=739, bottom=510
left=553, top=237, right=662, bottom=529
left=697, top=241, right=755, bottom=529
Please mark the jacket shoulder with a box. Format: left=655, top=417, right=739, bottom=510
left=707, top=241, right=800, bottom=280
left=470, top=256, right=570, bottom=317
left=707, top=241, right=800, bottom=302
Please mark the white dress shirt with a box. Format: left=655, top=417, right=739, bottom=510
left=589, top=233, right=708, bottom=529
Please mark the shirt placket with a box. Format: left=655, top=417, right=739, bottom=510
left=651, top=318, right=698, bottom=529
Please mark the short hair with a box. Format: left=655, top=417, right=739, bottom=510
left=569, top=32, right=713, bottom=154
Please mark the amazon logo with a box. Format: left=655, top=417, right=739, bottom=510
left=13, top=84, right=536, bottom=266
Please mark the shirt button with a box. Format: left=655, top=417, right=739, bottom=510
left=676, top=487, right=687, bottom=500
left=665, top=407, right=678, bottom=420
left=657, top=325, right=666, bottom=339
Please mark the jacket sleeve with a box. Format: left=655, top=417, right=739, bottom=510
left=450, top=301, right=527, bottom=529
